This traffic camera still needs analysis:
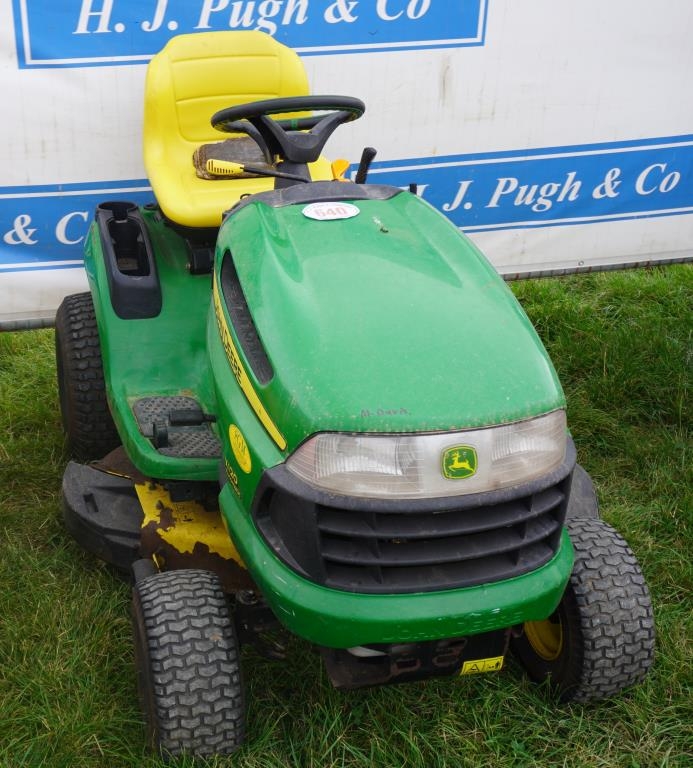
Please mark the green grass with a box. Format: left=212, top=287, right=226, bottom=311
left=1, top=265, right=691, bottom=768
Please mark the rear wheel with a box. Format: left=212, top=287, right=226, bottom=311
left=55, top=292, right=119, bottom=458
left=512, top=518, right=654, bottom=702
left=132, top=569, right=245, bottom=758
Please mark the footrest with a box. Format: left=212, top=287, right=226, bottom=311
left=132, top=396, right=221, bottom=458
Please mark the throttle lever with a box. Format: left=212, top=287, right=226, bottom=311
left=354, top=146, right=377, bottom=184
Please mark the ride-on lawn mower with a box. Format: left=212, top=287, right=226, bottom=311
left=56, top=31, right=655, bottom=758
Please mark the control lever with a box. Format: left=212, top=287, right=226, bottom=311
left=354, top=147, right=377, bottom=184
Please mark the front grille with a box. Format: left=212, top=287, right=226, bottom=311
left=253, top=463, right=572, bottom=594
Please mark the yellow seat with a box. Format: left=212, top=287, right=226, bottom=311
left=143, top=31, right=332, bottom=228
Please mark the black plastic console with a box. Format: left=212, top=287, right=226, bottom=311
left=96, top=201, right=162, bottom=319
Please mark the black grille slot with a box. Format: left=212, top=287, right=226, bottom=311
left=220, top=251, right=273, bottom=384
left=318, top=487, right=564, bottom=540
left=254, top=471, right=571, bottom=594
left=320, top=515, right=559, bottom=566
left=315, top=487, right=565, bottom=591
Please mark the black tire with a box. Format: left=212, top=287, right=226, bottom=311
left=132, top=569, right=245, bottom=758
left=55, top=292, right=119, bottom=458
left=512, top=518, right=654, bottom=703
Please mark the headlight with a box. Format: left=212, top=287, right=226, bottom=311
left=285, top=410, right=567, bottom=499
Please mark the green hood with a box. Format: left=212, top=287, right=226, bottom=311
left=215, top=188, right=564, bottom=450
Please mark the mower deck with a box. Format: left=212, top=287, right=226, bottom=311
left=62, top=451, right=252, bottom=592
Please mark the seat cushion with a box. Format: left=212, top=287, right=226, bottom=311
left=143, top=31, right=331, bottom=228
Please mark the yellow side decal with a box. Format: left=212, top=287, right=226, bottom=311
left=213, top=276, right=287, bottom=450
left=460, top=656, right=505, bottom=675
left=229, top=424, right=252, bottom=473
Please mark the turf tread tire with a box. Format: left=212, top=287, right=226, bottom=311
left=513, top=517, right=655, bottom=703
left=132, top=569, right=244, bottom=758
left=55, top=292, right=119, bottom=458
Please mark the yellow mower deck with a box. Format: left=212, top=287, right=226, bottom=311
left=136, top=480, right=252, bottom=592
left=61, top=451, right=252, bottom=591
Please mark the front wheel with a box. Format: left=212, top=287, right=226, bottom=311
left=512, top=518, right=654, bottom=703
left=132, top=569, right=245, bottom=758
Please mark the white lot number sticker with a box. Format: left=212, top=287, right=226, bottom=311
left=302, top=202, right=360, bottom=221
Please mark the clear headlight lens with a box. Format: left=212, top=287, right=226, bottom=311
left=286, top=410, right=567, bottom=499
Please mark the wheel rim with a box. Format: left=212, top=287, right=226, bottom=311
left=524, top=615, right=563, bottom=661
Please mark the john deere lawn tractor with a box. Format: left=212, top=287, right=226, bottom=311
left=55, top=31, right=655, bottom=758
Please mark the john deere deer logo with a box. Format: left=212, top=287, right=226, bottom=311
left=442, top=446, right=478, bottom=479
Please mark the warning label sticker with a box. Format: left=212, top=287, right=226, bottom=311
left=460, top=656, right=504, bottom=675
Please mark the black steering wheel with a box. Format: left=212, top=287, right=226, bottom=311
left=211, top=95, right=365, bottom=165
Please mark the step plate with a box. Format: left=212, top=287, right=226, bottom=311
left=132, top=396, right=221, bottom=458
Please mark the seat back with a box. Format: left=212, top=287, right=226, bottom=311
left=143, top=31, right=314, bottom=228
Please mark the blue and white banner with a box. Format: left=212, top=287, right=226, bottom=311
left=3, top=136, right=692, bottom=274
left=2, top=0, right=692, bottom=327
left=13, top=0, right=487, bottom=66
left=370, top=136, right=693, bottom=233
left=0, top=181, right=152, bottom=273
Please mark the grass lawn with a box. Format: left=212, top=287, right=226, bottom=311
left=0, top=265, right=691, bottom=767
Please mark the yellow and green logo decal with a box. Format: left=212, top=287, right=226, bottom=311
left=229, top=424, right=252, bottom=474
left=442, top=445, right=478, bottom=479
